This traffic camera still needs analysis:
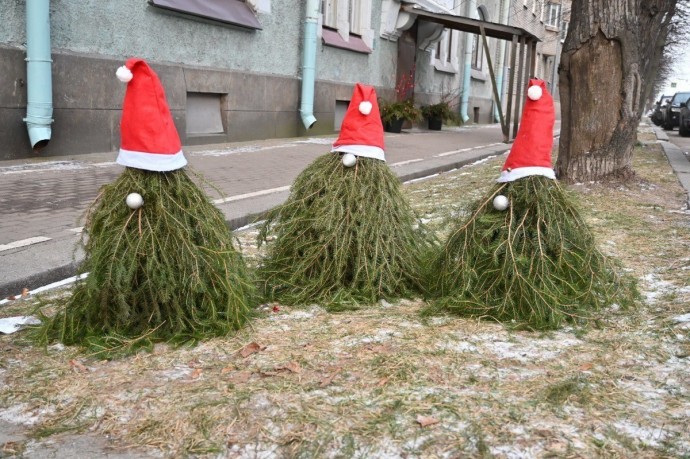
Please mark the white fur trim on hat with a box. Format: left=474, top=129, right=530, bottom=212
left=117, top=148, right=187, bottom=171
left=497, top=166, right=555, bottom=182
left=527, top=85, right=542, bottom=101
left=332, top=144, right=385, bottom=161
left=116, top=65, right=133, bottom=83
left=359, top=101, right=373, bottom=115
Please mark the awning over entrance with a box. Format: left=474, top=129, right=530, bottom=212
left=400, top=3, right=540, bottom=142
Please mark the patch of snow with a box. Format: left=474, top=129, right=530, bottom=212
left=271, top=309, right=318, bottom=321
left=490, top=444, right=544, bottom=459
left=48, top=343, right=66, bottom=352
left=672, top=313, right=690, bottom=324
left=157, top=365, right=193, bottom=381
left=0, top=403, right=54, bottom=426
left=340, top=328, right=401, bottom=347
left=640, top=273, right=676, bottom=303
left=227, top=442, right=280, bottom=458
left=613, top=420, right=669, bottom=448
left=483, top=341, right=558, bottom=362
left=438, top=341, right=477, bottom=353
left=428, top=317, right=452, bottom=326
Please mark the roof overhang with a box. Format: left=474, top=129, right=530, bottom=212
left=400, top=3, right=540, bottom=43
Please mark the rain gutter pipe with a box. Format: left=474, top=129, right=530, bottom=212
left=460, top=0, right=477, bottom=123
left=24, top=0, right=53, bottom=149
left=300, top=0, right=318, bottom=129
left=493, top=0, right=510, bottom=122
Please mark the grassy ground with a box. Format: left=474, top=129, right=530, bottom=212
left=1, top=130, right=689, bottom=458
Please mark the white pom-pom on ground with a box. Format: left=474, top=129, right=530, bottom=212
left=493, top=194, right=509, bottom=211
left=116, top=66, right=133, bottom=83
left=126, top=192, right=144, bottom=209
left=359, top=101, right=372, bottom=115
left=342, top=153, right=357, bottom=167
left=527, top=85, right=542, bottom=101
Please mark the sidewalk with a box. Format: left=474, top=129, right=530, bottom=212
left=1, top=123, right=530, bottom=298
left=652, top=125, right=690, bottom=207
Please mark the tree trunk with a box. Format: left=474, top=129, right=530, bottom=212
left=557, top=0, right=677, bottom=182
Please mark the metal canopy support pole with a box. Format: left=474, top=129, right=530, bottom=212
left=530, top=40, right=537, bottom=76
left=512, top=35, right=526, bottom=139
left=505, top=35, right=518, bottom=141
left=480, top=25, right=507, bottom=142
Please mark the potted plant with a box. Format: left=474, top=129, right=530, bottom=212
left=421, top=100, right=458, bottom=130
left=379, top=99, right=422, bottom=133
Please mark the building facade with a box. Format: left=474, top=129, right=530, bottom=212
left=0, top=0, right=568, bottom=160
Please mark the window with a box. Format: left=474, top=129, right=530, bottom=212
left=321, top=0, right=373, bottom=52
left=148, top=0, right=262, bottom=30
left=432, top=29, right=459, bottom=73
left=560, top=21, right=569, bottom=40
left=545, top=2, right=561, bottom=27
left=349, top=0, right=361, bottom=34
left=540, top=0, right=545, bottom=22
left=471, top=7, right=487, bottom=71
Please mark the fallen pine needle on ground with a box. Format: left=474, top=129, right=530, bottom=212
left=1, top=127, right=689, bottom=458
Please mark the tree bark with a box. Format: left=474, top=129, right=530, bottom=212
left=557, top=0, right=677, bottom=182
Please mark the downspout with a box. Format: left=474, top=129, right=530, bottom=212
left=550, top=3, right=564, bottom=101
left=460, top=0, right=477, bottom=123
left=300, top=0, right=318, bottom=129
left=24, top=0, right=53, bottom=150
left=493, top=0, right=511, bottom=122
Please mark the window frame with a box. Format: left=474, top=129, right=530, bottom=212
left=321, top=0, right=373, bottom=51
left=545, top=2, right=561, bottom=27
left=432, top=28, right=459, bottom=73
left=471, top=6, right=487, bottom=72
left=148, top=0, right=262, bottom=30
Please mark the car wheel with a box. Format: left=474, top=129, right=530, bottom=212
left=680, top=120, right=690, bottom=137
left=663, top=118, right=673, bottom=130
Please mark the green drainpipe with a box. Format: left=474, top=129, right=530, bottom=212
left=300, top=0, right=318, bottom=129
left=24, top=0, right=53, bottom=150
left=460, top=0, right=477, bottom=123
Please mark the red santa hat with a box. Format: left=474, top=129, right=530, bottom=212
left=498, top=78, right=555, bottom=182
left=115, top=58, right=187, bottom=172
left=332, top=83, right=386, bottom=161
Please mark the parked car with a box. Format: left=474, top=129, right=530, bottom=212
left=650, top=94, right=671, bottom=126
left=678, top=95, right=690, bottom=136
left=662, top=91, right=690, bottom=130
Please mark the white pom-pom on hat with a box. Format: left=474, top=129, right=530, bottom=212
left=493, top=194, right=509, bottom=211
left=126, top=192, right=144, bottom=209
left=342, top=153, right=357, bottom=167
left=359, top=101, right=372, bottom=115
left=527, top=85, right=542, bottom=101
left=116, top=65, right=133, bottom=83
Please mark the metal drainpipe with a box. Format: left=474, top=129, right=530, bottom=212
left=24, top=0, right=53, bottom=150
left=493, top=0, right=511, bottom=122
left=299, top=0, right=318, bottom=129
left=460, top=0, right=477, bottom=123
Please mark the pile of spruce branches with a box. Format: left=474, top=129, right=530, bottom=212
left=424, top=176, right=637, bottom=329
left=257, top=154, right=435, bottom=309
left=35, top=168, right=256, bottom=350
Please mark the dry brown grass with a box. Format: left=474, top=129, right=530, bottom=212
left=1, top=128, right=689, bottom=458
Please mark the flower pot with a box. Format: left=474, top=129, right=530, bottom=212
left=427, top=116, right=443, bottom=131
left=384, top=117, right=405, bottom=133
